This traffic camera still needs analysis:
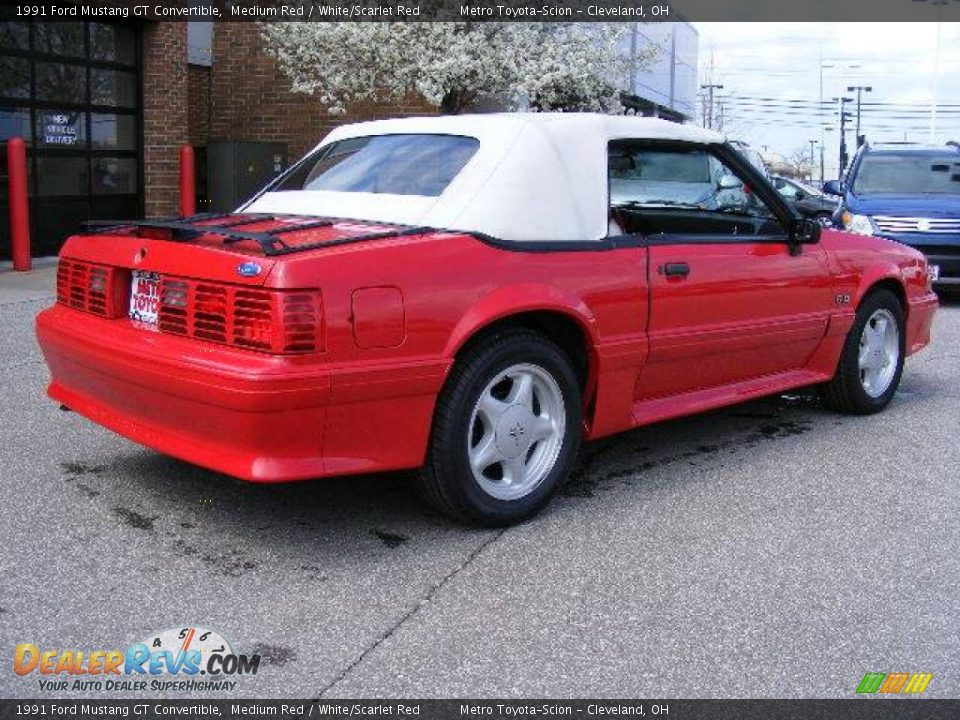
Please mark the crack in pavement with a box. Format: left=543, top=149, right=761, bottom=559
left=314, top=529, right=506, bottom=699
left=7, top=359, right=43, bottom=372
left=0, top=294, right=55, bottom=309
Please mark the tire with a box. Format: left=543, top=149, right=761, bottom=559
left=820, top=289, right=905, bottom=414
left=418, top=329, right=582, bottom=526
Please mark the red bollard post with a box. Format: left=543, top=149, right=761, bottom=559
left=179, top=145, right=196, bottom=218
left=7, top=137, right=31, bottom=271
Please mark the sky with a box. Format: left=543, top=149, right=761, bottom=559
left=692, top=22, right=960, bottom=179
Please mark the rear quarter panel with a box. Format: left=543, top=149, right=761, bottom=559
left=268, top=232, right=649, bottom=438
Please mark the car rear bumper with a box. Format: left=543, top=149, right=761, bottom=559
left=36, top=305, right=447, bottom=482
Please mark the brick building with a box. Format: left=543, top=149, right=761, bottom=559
left=0, top=19, right=432, bottom=259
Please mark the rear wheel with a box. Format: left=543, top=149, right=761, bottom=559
left=418, top=330, right=581, bottom=526
left=821, top=289, right=905, bottom=414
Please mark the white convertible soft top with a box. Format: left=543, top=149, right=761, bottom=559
left=243, top=113, right=725, bottom=243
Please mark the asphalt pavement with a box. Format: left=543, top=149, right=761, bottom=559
left=1, top=264, right=957, bottom=699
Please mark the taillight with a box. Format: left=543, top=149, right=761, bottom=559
left=158, top=278, right=322, bottom=355
left=56, top=258, right=126, bottom=318
left=56, top=261, right=322, bottom=355
left=233, top=289, right=273, bottom=351
left=282, top=293, right=322, bottom=353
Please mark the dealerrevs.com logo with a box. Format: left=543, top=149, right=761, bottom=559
left=13, top=626, right=261, bottom=693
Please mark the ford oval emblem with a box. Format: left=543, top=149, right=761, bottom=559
left=237, top=262, right=262, bottom=278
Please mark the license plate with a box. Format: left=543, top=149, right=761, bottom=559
left=129, top=270, right=161, bottom=325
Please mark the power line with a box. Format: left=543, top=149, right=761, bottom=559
left=718, top=94, right=960, bottom=110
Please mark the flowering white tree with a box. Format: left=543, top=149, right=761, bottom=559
left=260, top=22, right=657, bottom=114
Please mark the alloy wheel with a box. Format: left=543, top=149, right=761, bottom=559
left=466, top=363, right=566, bottom=501
left=858, top=308, right=900, bottom=398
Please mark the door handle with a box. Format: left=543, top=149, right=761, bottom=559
left=659, top=262, right=690, bottom=278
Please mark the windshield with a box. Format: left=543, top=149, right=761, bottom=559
left=794, top=180, right=824, bottom=197
left=853, top=153, right=960, bottom=195
left=778, top=178, right=824, bottom=199
left=275, top=134, right=480, bottom=197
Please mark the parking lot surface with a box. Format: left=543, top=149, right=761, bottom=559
left=1, top=265, right=958, bottom=699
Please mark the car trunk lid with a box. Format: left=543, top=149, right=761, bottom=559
left=79, top=213, right=426, bottom=261
left=55, top=213, right=425, bottom=355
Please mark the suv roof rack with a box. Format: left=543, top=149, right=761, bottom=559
left=865, top=140, right=956, bottom=153
left=81, top=214, right=429, bottom=256
left=867, top=141, right=923, bottom=148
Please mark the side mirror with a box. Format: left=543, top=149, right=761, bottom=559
left=794, top=190, right=807, bottom=201
left=718, top=174, right=743, bottom=190
left=822, top=180, right=843, bottom=196
left=790, top=217, right=821, bottom=253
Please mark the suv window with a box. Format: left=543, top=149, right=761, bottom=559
left=853, top=152, right=960, bottom=195
left=277, top=134, right=480, bottom=197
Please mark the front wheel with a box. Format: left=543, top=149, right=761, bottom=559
left=418, top=330, right=582, bottom=526
left=821, top=289, right=905, bottom=414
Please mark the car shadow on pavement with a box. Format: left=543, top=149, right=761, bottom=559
left=55, top=388, right=858, bottom=561
left=54, top=377, right=940, bottom=578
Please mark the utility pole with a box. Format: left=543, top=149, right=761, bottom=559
left=912, top=0, right=953, bottom=142
left=808, top=140, right=820, bottom=183
left=822, top=126, right=835, bottom=183
left=821, top=58, right=860, bottom=181
left=833, top=96, right=854, bottom=176
left=700, top=83, right=723, bottom=130
left=847, top=85, right=873, bottom=147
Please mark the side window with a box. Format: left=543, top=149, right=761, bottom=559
left=609, top=141, right=780, bottom=237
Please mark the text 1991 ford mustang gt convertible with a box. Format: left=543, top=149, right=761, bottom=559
left=36, top=114, right=938, bottom=525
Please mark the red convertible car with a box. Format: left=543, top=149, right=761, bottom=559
left=37, top=114, right=938, bottom=525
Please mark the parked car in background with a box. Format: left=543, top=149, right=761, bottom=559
left=36, top=115, right=938, bottom=526
left=773, top=175, right=837, bottom=226
left=825, top=142, right=960, bottom=292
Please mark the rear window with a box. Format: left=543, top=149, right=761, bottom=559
left=853, top=153, right=960, bottom=195
left=275, top=134, right=479, bottom=197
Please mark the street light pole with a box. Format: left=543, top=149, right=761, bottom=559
left=822, top=126, right=835, bottom=182
left=820, top=140, right=826, bottom=185
left=808, top=140, right=820, bottom=183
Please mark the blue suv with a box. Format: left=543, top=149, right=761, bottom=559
left=825, top=142, right=960, bottom=292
